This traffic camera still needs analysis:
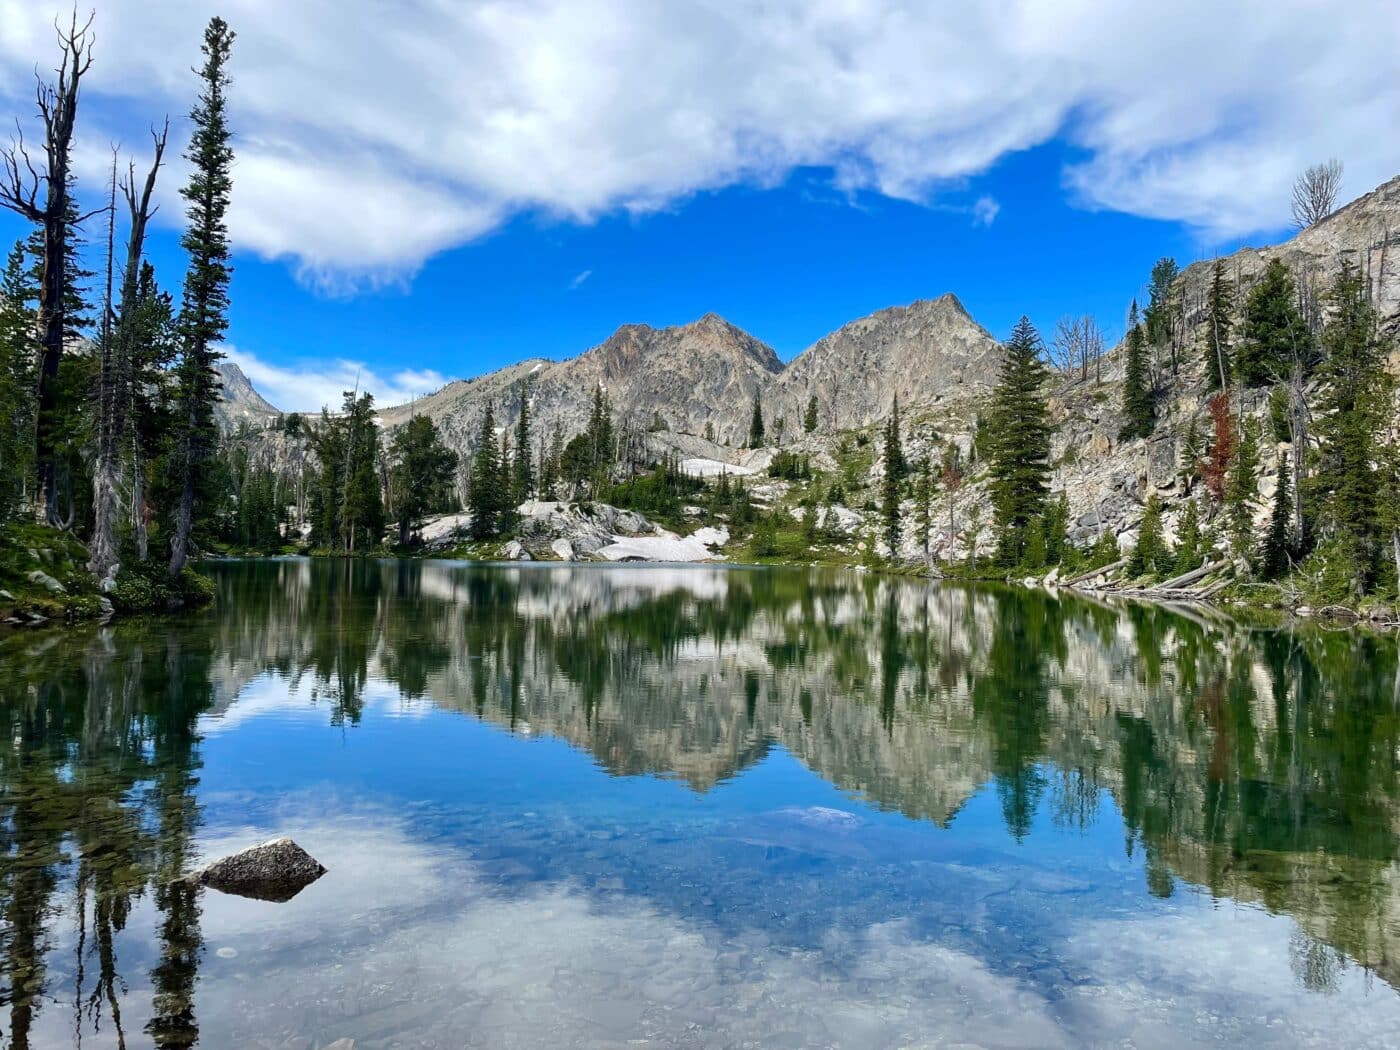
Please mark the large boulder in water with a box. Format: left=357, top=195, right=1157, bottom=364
left=193, top=837, right=326, bottom=902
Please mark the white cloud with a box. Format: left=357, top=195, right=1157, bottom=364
left=971, top=195, right=1001, bottom=227
left=568, top=268, right=593, bottom=290
left=2, top=0, right=1396, bottom=285
left=223, top=345, right=448, bottom=412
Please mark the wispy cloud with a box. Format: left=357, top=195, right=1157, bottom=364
left=223, top=346, right=448, bottom=413
left=4, top=0, right=1393, bottom=287
left=971, top=196, right=1000, bottom=227
left=568, top=268, right=593, bottom=290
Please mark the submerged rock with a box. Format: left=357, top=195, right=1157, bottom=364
left=193, top=837, right=326, bottom=902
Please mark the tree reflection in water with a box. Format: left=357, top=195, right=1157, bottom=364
left=1, top=558, right=1398, bottom=1044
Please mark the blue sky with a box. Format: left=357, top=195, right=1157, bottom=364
left=2, top=0, right=1396, bottom=411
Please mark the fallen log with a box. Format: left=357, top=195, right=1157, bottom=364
left=1064, top=557, right=1127, bottom=587
left=1197, top=577, right=1232, bottom=599
left=1155, top=558, right=1230, bottom=592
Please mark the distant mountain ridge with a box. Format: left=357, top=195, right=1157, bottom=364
left=218, top=173, right=1400, bottom=463
left=363, top=293, right=1003, bottom=468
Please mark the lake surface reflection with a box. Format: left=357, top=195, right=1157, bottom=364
left=2, top=559, right=1400, bottom=1048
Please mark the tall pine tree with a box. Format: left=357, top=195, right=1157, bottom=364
left=748, top=395, right=765, bottom=448
left=1314, top=261, right=1393, bottom=595
left=1237, top=259, right=1313, bottom=387
left=1119, top=301, right=1154, bottom=439
left=169, top=17, right=235, bottom=575
left=469, top=402, right=504, bottom=540
left=989, top=317, right=1052, bottom=566
left=0, top=242, right=37, bottom=518
left=1259, top=453, right=1293, bottom=580
left=513, top=379, right=533, bottom=503
left=1202, top=259, right=1233, bottom=389
left=880, top=412, right=904, bottom=560
left=390, top=414, right=458, bottom=546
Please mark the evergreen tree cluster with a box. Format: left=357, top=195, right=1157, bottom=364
left=0, top=15, right=244, bottom=600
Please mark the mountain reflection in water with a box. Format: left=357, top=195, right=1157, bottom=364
left=2, top=558, right=1398, bottom=1048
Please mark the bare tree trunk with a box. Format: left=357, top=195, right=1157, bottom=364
left=1391, top=529, right=1400, bottom=597
left=118, top=125, right=167, bottom=566
left=91, top=126, right=167, bottom=580
left=88, top=154, right=121, bottom=586
left=131, top=450, right=148, bottom=561
left=168, top=438, right=195, bottom=575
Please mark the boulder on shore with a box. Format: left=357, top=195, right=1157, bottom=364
left=192, top=837, right=326, bottom=902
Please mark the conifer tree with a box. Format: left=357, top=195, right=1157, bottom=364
left=0, top=242, right=37, bottom=518
left=1178, top=415, right=1204, bottom=488
left=1128, top=494, right=1170, bottom=578
left=1119, top=301, right=1154, bottom=440
left=1043, top=490, right=1070, bottom=566
left=880, top=417, right=903, bottom=560
left=1313, top=261, right=1393, bottom=595
left=1173, top=498, right=1203, bottom=574
left=1226, top=416, right=1261, bottom=558
left=337, top=391, right=383, bottom=552
left=803, top=395, right=818, bottom=433
left=1198, top=394, right=1235, bottom=502
left=940, top=444, right=962, bottom=551
left=913, top=460, right=938, bottom=565
left=469, top=402, right=503, bottom=540
left=748, top=395, right=765, bottom=448
left=988, top=317, right=1052, bottom=566
left=513, top=380, right=533, bottom=502
left=497, top=428, right=516, bottom=533
left=1260, top=453, right=1293, bottom=580
left=1237, top=260, right=1313, bottom=387
left=884, top=398, right=907, bottom=480
left=586, top=384, right=614, bottom=494
left=123, top=263, right=177, bottom=560
left=1144, top=257, right=1179, bottom=351
left=1202, top=259, right=1233, bottom=389
left=390, top=415, right=459, bottom=546
left=169, top=17, right=235, bottom=575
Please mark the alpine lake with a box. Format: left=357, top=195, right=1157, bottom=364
left=3, top=558, right=1400, bottom=1048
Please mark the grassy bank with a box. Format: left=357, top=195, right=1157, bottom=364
left=1, top=523, right=214, bottom=626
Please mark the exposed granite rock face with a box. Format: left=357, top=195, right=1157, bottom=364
left=214, top=361, right=281, bottom=433
left=193, top=837, right=326, bottom=902
left=767, top=294, right=1004, bottom=433
left=377, top=313, right=783, bottom=458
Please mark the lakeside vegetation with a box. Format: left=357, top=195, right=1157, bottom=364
left=1, top=15, right=236, bottom=619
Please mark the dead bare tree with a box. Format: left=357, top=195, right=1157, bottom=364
left=120, top=123, right=168, bottom=563
left=88, top=150, right=119, bottom=584
left=89, top=123, right=167, bottom=581
left=1291, top=159, right=1343, bottom=230
left=1050, top=315, right=1106, bottom=383
left=0, top=10, right=97, bottom=524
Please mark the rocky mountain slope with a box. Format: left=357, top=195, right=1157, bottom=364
left=767, top=294, right=1003, bottom=433
left=1178, top=173, right=1400, bottom=333
left=377, top=312, right=783, bottom=451
left=215, top=361, right=281, bottom=432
